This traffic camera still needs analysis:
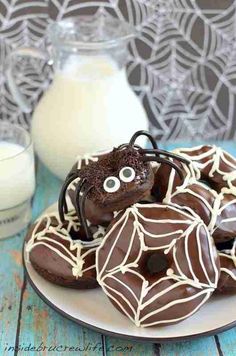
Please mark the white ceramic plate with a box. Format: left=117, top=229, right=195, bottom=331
left=23, top=203, right=236, bottom=342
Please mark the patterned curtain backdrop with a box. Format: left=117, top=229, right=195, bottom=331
left=0, top=0, right=236, bottom=141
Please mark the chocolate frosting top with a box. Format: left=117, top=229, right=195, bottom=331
left=67, top=146, right=154, bottom=215
left=79, top=147, right=154, bottom=208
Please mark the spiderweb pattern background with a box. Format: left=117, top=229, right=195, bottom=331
left=1, top=0, right=236, bottom=141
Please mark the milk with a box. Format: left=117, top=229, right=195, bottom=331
left=0, top=142, right=35, bottom=238
left=32, top=56, right=148, bottom=179
left=0, top=142, right=35, bottom=210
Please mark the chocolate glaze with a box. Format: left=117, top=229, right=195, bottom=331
left=96, top=203, right=220, bottom=327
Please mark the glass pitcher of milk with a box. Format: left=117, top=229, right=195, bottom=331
left=6, top=14, right=148, bottom=179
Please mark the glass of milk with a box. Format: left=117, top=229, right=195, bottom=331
left=5, top=13, right=148, bottom=179
left=0, top=122, right=35, bottom=239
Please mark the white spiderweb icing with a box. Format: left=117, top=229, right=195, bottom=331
left=96, top=203, right=219, bottom=327
left=174, top=145, right=236, bottom=183
left=26, top=211, right=103, bottom=279
left=162, top=145, right=236, bottom=201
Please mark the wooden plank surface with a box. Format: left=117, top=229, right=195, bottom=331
left=1, top=143, right=236, bottom=355
left=0, top=232, right=24, bottom=355
left=160, top=337, right=220, bottom=356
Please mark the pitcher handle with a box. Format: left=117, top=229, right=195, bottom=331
left=5, top=47, right=53, bottom=113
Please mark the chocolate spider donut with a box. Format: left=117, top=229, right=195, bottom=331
left=59, top=131, right=189, bottom=241
left=165, top=182, right=236, bottom=244
left=25, top=211, right=105, bottom=289
left=96, top=203, right=220, bottom=327
left=216, top=239, right=236, bottom=292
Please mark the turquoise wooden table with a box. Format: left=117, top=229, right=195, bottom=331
left=1, top=142, right=236, bottom=356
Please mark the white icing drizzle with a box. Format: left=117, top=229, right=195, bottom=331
left=76, top=149, right=112, bottom=170
left=96, top=203, right=219, bottom=327
left=26, top=211, right=103, bottom=279
left=69, top=177, right=81, bottom=193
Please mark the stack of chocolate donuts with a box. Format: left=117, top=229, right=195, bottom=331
left=25, top=131, right=236, bottom=328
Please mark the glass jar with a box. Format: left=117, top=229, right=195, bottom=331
left=6, top=14, right=148, bottom=179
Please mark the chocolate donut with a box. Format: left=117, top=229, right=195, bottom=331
left=154, top=145, right=236, bottom=200
left=25, top=211, right=105, bottom=289
left=153, top=145, right=236, bottom=244
left=216, top=239, right=236, bottom=292
left=165, top=182, right=236, bottom=243
left=96, top=203, right=220, bottom=327
left=174, top=145, right=236, bottom=192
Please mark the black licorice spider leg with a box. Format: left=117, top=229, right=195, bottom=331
left=58, top=173, right=81, bottom=222
left=118, top=130, right=159, bottom=152
left=140, top=148, right=190, bottom=165
left=59, top=175, right=93, bottom=241
left=142, top=156, right=185, bottom=181
left=129, top=130, right=190, bottom=183
left=78, top=184, right=93, bottom=241
left=129, top=130, right=158, bottom=149
left=74, top=178, right=86, bottom=221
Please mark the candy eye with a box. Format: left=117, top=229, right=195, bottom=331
left=103, top=176, right=120, bottom=193
left=119, top=167, right=136, bottom=183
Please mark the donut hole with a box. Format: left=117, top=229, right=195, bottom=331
left=145, top=251, right=169, bottom=276
left=216, top=239, right=233, bottom=251
left=199, top=179, right=220, bottom=193
left=199, top=179, right=211, bottom=188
